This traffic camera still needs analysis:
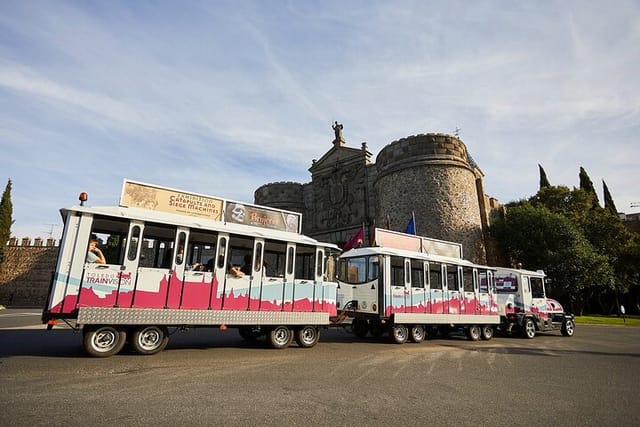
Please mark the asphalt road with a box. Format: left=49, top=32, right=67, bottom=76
left=1, top=308, right=639, bottom=426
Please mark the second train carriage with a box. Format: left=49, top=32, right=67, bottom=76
left=335, top=228, right=500, bottom=343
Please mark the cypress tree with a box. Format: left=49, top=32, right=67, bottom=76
left=0, top=179, right=14, bottom=264
left=538, top=164, right=551, bottom=189
left=579, top=166, right=600, bottom=207
left=603, top=180, right=618, bottom=215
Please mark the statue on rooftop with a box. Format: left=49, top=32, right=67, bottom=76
left=332, top=121, right=344, bottom=141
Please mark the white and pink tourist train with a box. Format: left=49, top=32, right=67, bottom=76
left=42, top=179, right=574, bottom=357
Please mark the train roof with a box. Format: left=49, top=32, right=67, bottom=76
left=494, top=266, right=546, bottom=277
left=60, top=204, right=340, bottom=250
left=340, top=246, right=496, bottom=270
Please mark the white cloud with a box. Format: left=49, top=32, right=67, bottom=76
left=2, top=0, right=640, bottom=241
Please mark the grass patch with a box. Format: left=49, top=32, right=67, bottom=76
left=574, top=315, right=640, bottom=326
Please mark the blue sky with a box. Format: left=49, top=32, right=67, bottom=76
left=1, top=0, right=639, bottom=241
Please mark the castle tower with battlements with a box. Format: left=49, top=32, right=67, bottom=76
left=255, top=124, right=498, bottom=264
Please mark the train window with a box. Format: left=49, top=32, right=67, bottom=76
left=128, top=225, right=141, bottom=262
left=88, top=216, right=130, bottom=265
left=495, top=274, right=518, bottom=293
left=463, top=267, right=474, bottom=292
left=429, top=262, right=443, bottom=289
left=338, top=255, right=378, bottom=284
left=339, top=256, right=366, bottom=283
left=325, top=253, right=337, bottom=281
left=217, top=237, right=227, bottom=269
left=367, top=256, right=379, bottom=282
left=295, top=244, right=316, bottom=280
left=176, top=231, right=186, bottom=265
left=228, top=235, right=253, bottom=271
left=411, top=259, right=424, bottom=288
left=139, top=223, right=177, bottom=268
left=264, top=240, right=287, bottom=277
left=254, top=242, right=263, bottom=272
left=446, top=265, right=460, bottom=291
left=390, top=256, right=404, bottom=287
left=531, top=277, right=545, bottom=298
left=316, top=250, right=324, bottom=277
left=188, top=230, right=217, bottom=271
left=286, top=246, right=295, bottom=275
left=478, top=270, right=489, bottom=292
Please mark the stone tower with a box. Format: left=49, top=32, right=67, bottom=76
left=374, top=133, right=487, bottom=263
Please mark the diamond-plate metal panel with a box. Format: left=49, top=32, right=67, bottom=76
left=77, top=307, right=330, bottom=326
left=393, top=313, right=499, bottom=325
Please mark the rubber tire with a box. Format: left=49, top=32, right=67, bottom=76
left=352, top=318, right=369, bottom=339
left=522, top=318, right=536, bottom=339
left=561, top=318, right=575, bottom=337
left=481, top=325, right=494, bottom=340
left=409, top=325, right=425, bottom=343
left=83, top=325, right=127, bottom=357
left=268, top=326, right=293, bottom=349
left=295, top=326, right=321, bottom=348
left=131, top=326, right=169, bottom=355
left=466, top=325, right=482, bottom=341
left=390, top=325, right=408, bottom=344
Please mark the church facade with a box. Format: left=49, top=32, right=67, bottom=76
left=254, top=125, right=500, bottom=264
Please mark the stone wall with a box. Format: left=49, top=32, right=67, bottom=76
left=0, top=244, right=59, bottom=307
left=254, top=182, right=305, bottom=214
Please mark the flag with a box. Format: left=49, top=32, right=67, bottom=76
left=385, top=214, right=391, bottom=230
left=404, top=212, right=416, bottom=235
left=343, top=226, right=365, bottom=251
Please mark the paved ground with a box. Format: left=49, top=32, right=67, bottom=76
left=1, top=308, right=639, bottom=426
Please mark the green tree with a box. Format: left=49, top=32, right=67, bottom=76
left=0, top=179, right=15, bottom=264
left=602, top=180, right=618, bottom=215
left=529, top=182, right=640, bottom=313
left=538, top=164, right=550, bottom=189
left=490, top=202, right=614, bottom=314
left=579, top=166, right=600, bottom=208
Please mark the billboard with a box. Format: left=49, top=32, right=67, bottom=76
left=119, top=180, right=301, bottom=233
left=120, top=180, right=223, bottom=221
left=224, top=201, right=301, bottom=233
left=374, top=228, right=462, bottom=258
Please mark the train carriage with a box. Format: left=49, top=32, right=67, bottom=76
left=42, top=180, right=339, bottom=356
left=336, top=228, right=500, bottom=343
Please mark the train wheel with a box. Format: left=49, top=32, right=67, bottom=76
left=466, top=325, right=482, bottom=341
left=352, top=318, right=369, bottom=339
left=561, top=318, right=575, bottom=337
left=522, top=318, right=536, bottom=339
left=268, top=326, right=293, bottom=349
left=83, top=325, right=127, bottom=357
left=131, top=326, right=169, bottom=355
left=481, top=325, right=494, bottom=340
left=295, top=326, right=321, bottom=348
left=409, top=325, right=425, bottom=343
left=390, top=325, right=408, bottom=344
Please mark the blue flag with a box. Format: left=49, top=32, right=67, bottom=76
left=404, top=213, right=416, bottom=235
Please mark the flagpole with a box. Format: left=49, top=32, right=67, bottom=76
left=412, top=211, right=416, bottom=235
